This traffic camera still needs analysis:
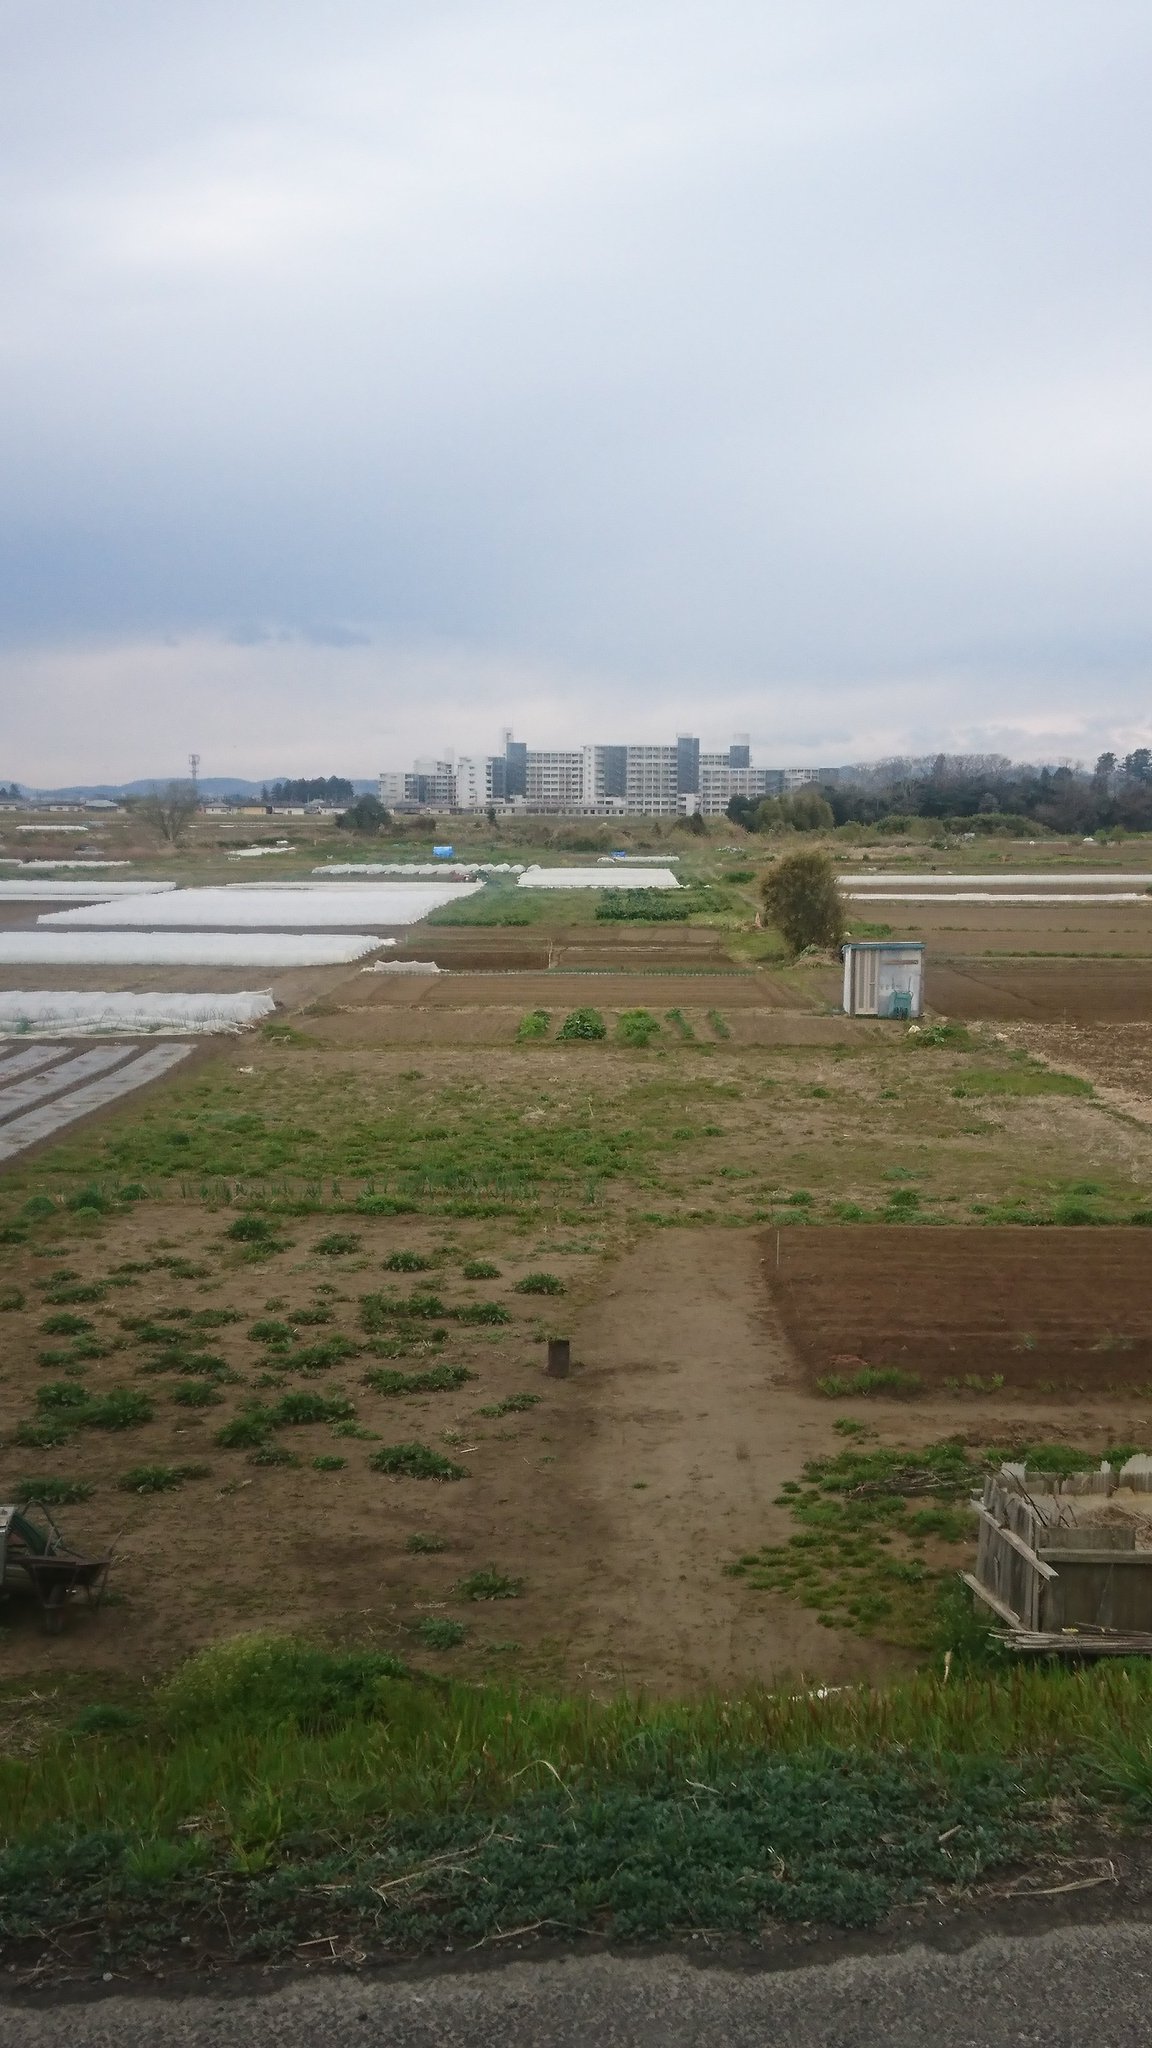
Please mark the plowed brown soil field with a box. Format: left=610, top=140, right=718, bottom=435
left=930, top=956, right=1152, bottom=1021
left=769, top=1226, right=1152, bottom=1391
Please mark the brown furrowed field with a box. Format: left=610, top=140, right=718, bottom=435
left=769, top=1225, right=1152, bottom=1392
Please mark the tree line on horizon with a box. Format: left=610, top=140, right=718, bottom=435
left=727, top=749, right=1152, bottom=836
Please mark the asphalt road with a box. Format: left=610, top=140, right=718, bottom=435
left=5, top=1923, right=1152, bottom=2048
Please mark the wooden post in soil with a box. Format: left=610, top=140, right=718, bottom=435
left=546, top=1338, right=570, bottom=1378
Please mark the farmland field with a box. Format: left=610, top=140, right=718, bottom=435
left=6, top=820, right=1152, bottom=1967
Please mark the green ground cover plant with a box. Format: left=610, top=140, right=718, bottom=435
left=557, top=1007, right=607, bottom=1041
left=462, top=1259, right=501, bottom=1278
left=664, top=1008, right=696, bottom=1040
left=726, top=1437, right=1146, bottom=1650
left=455, top=1568, right=524, bottom=1600
left=516, top=1009, right=551, bottom=1041
left=706, top=1009, right=731, bottom=1039
left=383, top=1250, right=435, bottom=1272
left=814, top=1367, right=923, bottom=1397
left=116, top=1464, right=211, bottom=1495
left=478, top=1392, right=541, bottom=1416
left=513, top=1271, right=565, bottom=1295
left=363, top=1364, right=476, bottom=1395
left=415, top=1617, right=468, bottom=1649
left=406, top=1531, right=449, bottom=1553
left=953, top=1068, right=1093, bottom=1099
left=13, top=1476, right=94, bottom=1505
left=616, top=1009, right=661, bottom=1048
left=370, top=1443, right=469, bottom=1481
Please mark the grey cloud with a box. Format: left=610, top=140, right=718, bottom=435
left=2, top=0, right=1151, bottom=777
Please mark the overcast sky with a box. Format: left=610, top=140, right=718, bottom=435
left=3, top=0, right=1151, bottom=782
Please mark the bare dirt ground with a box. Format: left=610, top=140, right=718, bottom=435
left=930, top=956, right=1152, bottom=1020
left=5, top=1210, right=1150, bottom=1695
left=864, top=901, right=1152, bottom=958
left=770, top=1226, right=1152, bottom=1391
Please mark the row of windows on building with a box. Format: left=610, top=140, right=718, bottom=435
left=378, top=738, right=833, bottom=816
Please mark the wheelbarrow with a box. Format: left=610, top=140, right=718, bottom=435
left=0, top=1500, right=111, bottom=1634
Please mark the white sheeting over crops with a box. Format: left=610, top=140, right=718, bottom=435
left=0, top=880, right=174, bottom=900
left=0, top=991, right=276, bottom=1035
left=845, top=892, right=1150, bottom=905
left=38, top=883, right=483, bottom=929
left=0, top=859, right=131, bottom=869
left=836, top=872, right=1152, bottom=886
left=517, top=866, right=681, bottom=889
left=0, top=932, right=390, bottom=966
left=315, top=862, right=525, bottom=876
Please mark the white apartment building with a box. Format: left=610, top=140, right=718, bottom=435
left=524, top=748, right=591, bottom=810
left=624, top=745, right=679, bottom=815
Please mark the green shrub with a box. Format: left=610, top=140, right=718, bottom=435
left=41, top=1313, right=94, bottom=1336
left=43, top=1281, right=106, bottom=1305
left=157, top=1634, right=408, bottom=1731
left=451, top=1301, right=512, bottom=1324
left=284, top=1337, right=360, bottom=1373
left=225, top=1214, right=284, bottom=1242
left=370, top=1442, right=469, bottom=1481
left=462, top=1259, right=501, bottom=1279
left=314, top=1233, right=362, bottom=1256
left=815, top=1367, right=922, bottom=1398
left=312, top=1455, right=347, bottom=1472
left=415, top=1617, right=467, bottom=1649
left=616, top=1008, right=661, bottom=1048
left=516, top=1009, right=551, bottom=1042
left=272, top=1391, right=356, bottom=1426
left=116, top=1463, right=211, bottom=1494
left=36, top=1381, right=93, bottom=1411
left=82, top=1388, right=154, bottom=1430
left=171, top=1381, right=225, bottom=1408
left=360, top=1290, right=446, bottom=1330
left=71, top=1704, right=140, bottom=1734
left=909, top=1022, right=972, bottom=1049
left=21, top=1197, right=57, bottom=1221
left=67, top=1185, right=113, bottom=1214
left=215, top=1409, right=273, bottom=1449
left=383, top=1251, right=434, bottom=1272
left=364, top=1364, right=476, bottom=1395
left=289, top=1306, right=334, bottom=1326
left=13, top=1476, right=94, bottom=1506
left=249, top=1319, right=294, bottom=1346
left=454, top=1567, right=524, bottom=1601
left=761, top=849, right=845, bottom=954
left=0, top=1287, right=26, bottom=1312
left=513, top=1271, right=565, bottom=1296
left=557, top=1007, right=607, bottom=1041
left=13, top=1418, right=74, bottom=1448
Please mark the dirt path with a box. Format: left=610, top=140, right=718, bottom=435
left=562, top=1229, right=904, bottom=1692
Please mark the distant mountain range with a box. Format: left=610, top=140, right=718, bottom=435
left=9, top=779, right=380, bottom=800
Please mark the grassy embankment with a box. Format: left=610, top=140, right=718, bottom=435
left=7, top=1629, right=1152, bottom=1961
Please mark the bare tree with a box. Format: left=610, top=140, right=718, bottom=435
left=129, top=782, right=201, bottom=845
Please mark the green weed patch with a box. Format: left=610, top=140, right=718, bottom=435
left=370, top=1442, right=469, bottom=1481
